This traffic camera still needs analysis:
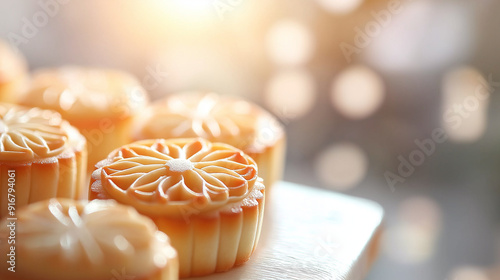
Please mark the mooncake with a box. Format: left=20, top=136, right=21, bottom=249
left=0, top=103, right=87, bottom=217
left=0, top=198, right=178, bottom=280
left=90, top=138, right=265, bottom=277
left=20, top=67, right=149, bottom=170
left=132, top=92, right=285, bottom=188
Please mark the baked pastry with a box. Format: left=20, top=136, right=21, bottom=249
left=90, top=138, right=265, bottom=278
left=0, top=103, right=87, bottom=217
left=0, top=41, right=27, bottom=103
left=0, top=198, right=179, bottom=280
left=19, top=66, right=149, bottom=170
left=132, top=92, right=285, bottom=188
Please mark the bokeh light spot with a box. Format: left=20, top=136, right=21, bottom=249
left=149, top=0, right=216, bottom=23
left=266, top=19, right=314, bottom=66
left=316, top=0, right=364, bottom=15
left=442, top=66, right=489, bottom=143
left=315, top=142, right=368, bottom=190
left=331, top=65, right=385, bottom=119
left=399, top=196, right=442, bottom=232
left=265, top=69, right=316, bottom=119
left=448, top=266, right=490, bottom=280
left=383, top=196, right=442, bottom=264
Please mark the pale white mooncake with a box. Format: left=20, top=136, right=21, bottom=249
left=0, top=198, right=179, bottom=280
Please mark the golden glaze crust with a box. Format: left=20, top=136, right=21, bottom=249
left=91, top=138, right=259, bottom=217
left=0, top=104, right=79, bottom=161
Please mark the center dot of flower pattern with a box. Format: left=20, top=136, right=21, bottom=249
left=165, top=158, right=194, bottom=172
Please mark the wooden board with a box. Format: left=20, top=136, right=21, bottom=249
left=188, top=181, right=384, bottom=280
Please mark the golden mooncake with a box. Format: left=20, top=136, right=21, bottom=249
left=0, top=198, right=179, bottom=280
left=90, top=138, right=265, bottom=278
left=132, top=92, right=285, bottom=188
left=0, top=103, right=87, bottom=217
left=0, top=41, right=27, bottom=103
left=19, top=67, right=149, bottom=170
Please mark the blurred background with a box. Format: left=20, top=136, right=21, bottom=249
left=1, top=0, right=499, bottom=279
